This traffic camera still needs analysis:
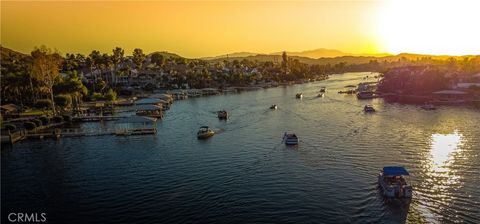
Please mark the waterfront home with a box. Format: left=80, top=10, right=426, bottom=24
left=1, top=104, right=19, bottom=117
left=432, top=90, right=469, bottom=105
left=455, top=82, right=480, bottom=90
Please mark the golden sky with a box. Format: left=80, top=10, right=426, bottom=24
left=1, top=1, right=479, bottom=57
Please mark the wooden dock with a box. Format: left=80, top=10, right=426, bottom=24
left=72, top=115, right=129, bottom=122
left=25, top=128, right=157, bottom=140
left=1, top=130, right=27, bottom=145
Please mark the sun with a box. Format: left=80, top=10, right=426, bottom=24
left=377, top=0, right=480, bottom=55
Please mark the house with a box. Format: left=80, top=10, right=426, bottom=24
left=0, top=104, right=19, bottom=116
left=432, top=90, right=469, bottom=104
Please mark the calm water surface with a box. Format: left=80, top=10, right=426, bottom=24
left=2, top=72, right=480, bottom=223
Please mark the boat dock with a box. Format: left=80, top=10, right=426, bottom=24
left=2, top=128, right=157, bottom=145
left=1, top=130, right=27, bottom=145
left=72, top=115, right=129, bottom=122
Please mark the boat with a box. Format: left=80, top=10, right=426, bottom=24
left=270, top=104, right=277, bottom=110
left=319, top=87, right=326, bottom=93
left=364, top=105, right=376, bottom=112
left=378, top=166, right=413, bottom=198
left=197, top=126, right=215, bottom=139
left=338, top=89, right=357, bottom=94
left=421, top=103, right=436, bottom=110
left=317, top=93, right=324, bottom=98
left=357, top=91, right=376, bottom=99
left=296, top=93, right=303, bottom=99
left=217, top=110, right=228, bottom=119
left=283, top=132, right=299, bottom=145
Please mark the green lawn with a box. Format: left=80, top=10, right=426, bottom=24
left=20, top=109, right=52, bottom=116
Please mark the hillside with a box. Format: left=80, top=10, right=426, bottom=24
left=147, top=51, right=185, bottom=59
left=1, top=45, right=30, bottom=60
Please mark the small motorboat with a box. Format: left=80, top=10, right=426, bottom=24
left=217, top=110, right=228, bottom=119
left=270, top=104, right=277, bottom=110
left=319, top=87, right=326, bottom=93
left=421, top=103, right=436, bottom=110
left=378, top=166, right=413, bottom=198
left=197, top=126, right=215, bottom=139
left=283, top=132, right=299, bottom=145
left=357, top=91, right=376, bottom=99
left=364, top=105, right=376, bottom=113
left=296, top=93, right=303, bottom=99
left=317, top=93, right=324, bottom=98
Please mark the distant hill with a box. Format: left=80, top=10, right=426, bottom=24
left=147, top=51, right=185, bottom=59
left=204, top=48, right=393, bottom=61
left=1, top=45, right=29, bottom=60
left=270, top=48, right=349, bottom=59
left=202, top=52, right=259, bottom=60
left=2, top=46, right=476, bottom=68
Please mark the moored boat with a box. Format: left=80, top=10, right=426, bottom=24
left=319, top=87, right=326, bottom=93
left=283, top=132, right=299, bottom=145
left=197, top=126, right=215, bottom=139
left=296, top=93, right=303, bottom=99
left=317, top=93, right=324, bottom=98
left=357, top=91, right=376, bottom=99
left=421, top=103, right=436, bottom=110
left=364, top=105, right=375, bottom=112
left=270, top=104, right=277, bottom=110
left=378, top=166, right=413, bottom=198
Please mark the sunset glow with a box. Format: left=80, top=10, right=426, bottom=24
left=1, top=1, right=479, bottom=57
left=378, top=0, right=480, bottom=55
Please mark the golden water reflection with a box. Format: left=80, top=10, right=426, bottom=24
left=427, top=130, right=465, bottom=193
left=430, top=130, right=463, bottom=173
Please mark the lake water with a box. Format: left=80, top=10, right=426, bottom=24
left=2, top=72, right=480, bottom=223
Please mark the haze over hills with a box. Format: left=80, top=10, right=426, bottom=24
left=2, top=45, right=476, bottom=67
left=202, top=48, right=392, bottom=60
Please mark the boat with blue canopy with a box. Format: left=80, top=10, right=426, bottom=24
left=378, top=166, right=413, bottom=198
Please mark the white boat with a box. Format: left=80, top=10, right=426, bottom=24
left=421, top=103, right=436, bottom=110
left=364, top=105, right=376, bottom=113
left=319, top=87, right=326, bottom=93
left=197, top=126, right=215, bottom=139
left=283, top=132, right=299, bottom=145
left=378, top=166, right=413, bottom=198
left=296, top=93, right=303, bottom=99
left=270, top=105, right=277, bottom=110
left=317, top=93, right=324, bottom=98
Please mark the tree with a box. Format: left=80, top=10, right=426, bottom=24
left=54, top=72, right=88, bottom=110
left=132, top=48, right=146, bottom=70
left=281, top=51, right=288, bottom=77
left=111, top=47, right=124, bottom=86
left=151, top=53, right=165, bottom=68
left=87, top=50, right=101, bottom=92
left=31, top=46, right=63, bottom=115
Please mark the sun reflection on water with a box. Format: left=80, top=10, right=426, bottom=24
left=430, top=130, right=463, bottom=173
left=424, top=129, right=465, bottom=197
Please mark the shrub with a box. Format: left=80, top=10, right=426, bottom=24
left=104, top=89, right=117, bottom=101
left=52, top=116, right=64, bottom=123
left=54, top=94, right=72, bottom=107
left=62, top=114, right=72, bottom=122
left=91, top=92, right=103, bottom=101
left=5, top=124, right=16, bottom=132
left=32, top=119, right=42, bottom=127
left=24, top=122, right=36, bottom=130
left=39, top=116, right=50, bottom=125
left=35, top=99, right=52, bottom=109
